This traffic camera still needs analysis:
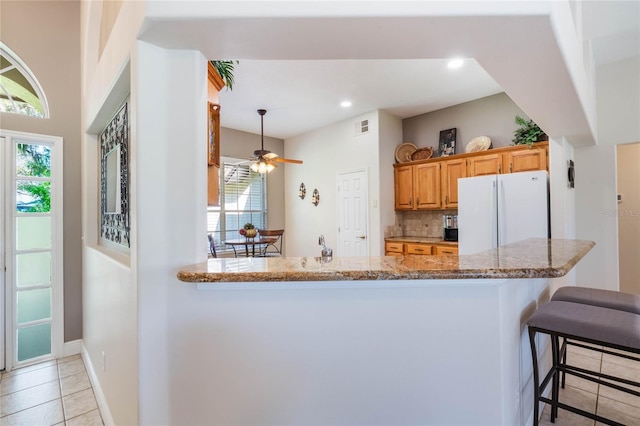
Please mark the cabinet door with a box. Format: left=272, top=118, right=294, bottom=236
left=435, top=246, right=459, bottom=255
left=467, top=153, right=503, bottom=176
left=442, top=158, right=467, bottom=208
left=385, top=242, right=404, bottom=256
left=394, top=165, right=413, bottom=210
left=405, top=244, right=433, bottom=255
left=414, top=163, right=441, bottom=209
left=505, top=147, right=547, bottom=173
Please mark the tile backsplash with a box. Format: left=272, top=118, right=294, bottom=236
left=385, top=210, right=458, bottom=238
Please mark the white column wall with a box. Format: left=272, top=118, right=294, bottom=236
left=80, top=2, right=146, bottom=425
left=378, top=111, right=403, bottom=254
left=549, top=137, right=577, bottom=293
left=134, top=42, right=208, bottom=425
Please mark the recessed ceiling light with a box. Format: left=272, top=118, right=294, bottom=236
left=340, top=101, right=352, bottom=108
left=447, top=58, right=464, bottom=69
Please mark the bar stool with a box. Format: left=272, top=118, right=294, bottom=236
left=527, top=301, right=640, bottom=425
left=551, top=287, right=640, bottom=389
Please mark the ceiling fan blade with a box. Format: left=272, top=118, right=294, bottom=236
left=263, top=152, right=279, bottom=160
left=274, top=157, right=303, bottom=164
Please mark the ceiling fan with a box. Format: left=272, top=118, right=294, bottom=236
left=250, top=109, right=303, bottom=173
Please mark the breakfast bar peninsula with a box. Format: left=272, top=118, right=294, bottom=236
left=177, top=239, right=594, bottom=425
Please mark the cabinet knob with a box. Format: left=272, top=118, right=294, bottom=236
left=356, top=235, right=366, bottom=240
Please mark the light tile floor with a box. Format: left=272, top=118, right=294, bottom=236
left=539, top=342, right=640, bottom=426
left=0, top=355, right=103, bottom=426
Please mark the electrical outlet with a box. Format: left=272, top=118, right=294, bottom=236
left=101, top=351, right=106, bottom=372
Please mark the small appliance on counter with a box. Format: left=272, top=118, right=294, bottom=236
left=443, top=214, right=458, bottom=242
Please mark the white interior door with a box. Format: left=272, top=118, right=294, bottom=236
left=337, top=169, right=369, bottom=256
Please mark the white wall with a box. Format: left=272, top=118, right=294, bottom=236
left=402, top=92, right=529, bottom=152
left=575, top=56, right=640, bottom=291
left=284, top=111, right=391, bottom=257
left=80, top=1, right=145, bottom=424
left=1, top=0, right=83, bottom=342
left=548, top=137, right=577, bottom=293
left=378, top=111, right=403, bottom=248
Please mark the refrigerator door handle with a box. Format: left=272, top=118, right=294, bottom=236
left=492, top=180, right=499, bottom=248
left=498, top=179, right=506, bottom=247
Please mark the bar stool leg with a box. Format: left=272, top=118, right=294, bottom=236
left=551, top=335, right=560, bottom=422
left=529, top=327, right=541, bottom=426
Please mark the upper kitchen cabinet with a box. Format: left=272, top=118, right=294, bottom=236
left=504, top=144, right=547, bottom=173
left=394, top=164, right=414, bottom=210
left=414, top=163, right=441, bottom=209
left=393, top=142, right=549, bottom=211
left=441, top=158, right=467, bottom=208
left=393, top=162, right=441, bottom=210
left=467, top=152, right=503, bottom=177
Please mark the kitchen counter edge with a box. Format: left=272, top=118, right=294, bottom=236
left=177, top=239, right=594, bottom=283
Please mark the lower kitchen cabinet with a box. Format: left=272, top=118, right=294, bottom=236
left=405, top=244, right=433, bottom=255
left=384, top=241, right=458, bottom=256
left=435, top=246, right=459, bottom=255
left=385, top=242, right=404, bottom=256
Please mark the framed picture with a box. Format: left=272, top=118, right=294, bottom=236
left=439, top=128, right=457, bottom=157
left=208, top=103, right=221, bottom=167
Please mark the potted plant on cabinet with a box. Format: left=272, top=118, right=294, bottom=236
left=512, top=115, right=548, bottom=147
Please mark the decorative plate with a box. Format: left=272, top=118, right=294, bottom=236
left=410, top=147, right=434, bottom=161
left=395, top=142, right=418, bottom=163
left=465, top=136, right=492, bottom=153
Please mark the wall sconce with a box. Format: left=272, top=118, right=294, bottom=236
left=298, top=182, right=306, bottom=199
left=311, top=188, right=320, bottom=206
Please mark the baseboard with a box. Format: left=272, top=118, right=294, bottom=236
left=81, top=343, right=116, bottom=426
left=63, top=339, right=83, bottom=357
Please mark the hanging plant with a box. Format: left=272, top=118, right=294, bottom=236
left=512, top=115, right=547, bottom=146
left=210, top=60, right=238, bottom=90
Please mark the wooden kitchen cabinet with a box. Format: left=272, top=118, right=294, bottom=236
left=393, top=142, right=549, bottom=211
left=394, top=165, right=414, bottom=210
left=405, top=243, right=433, bottom=255
left=385, top=242, right=404, bottom=256
left=441, top=158, right=467, bottom=208
left=504, top=145, right=547, bottom=173
left=394, top=162, right=441, bottom=210
left=435, top=246, right=459, bottom=255
left=414, top=163, right=441, bottom=209
left=467, top=152, right=503, bottom=177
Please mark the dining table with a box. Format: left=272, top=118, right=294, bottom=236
left=224, top=237, right=279, bottom=257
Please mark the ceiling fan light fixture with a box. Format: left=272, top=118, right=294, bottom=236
left=251, top=159, right=275, bottom=174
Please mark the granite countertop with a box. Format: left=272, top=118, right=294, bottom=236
left=177, top=238, right=594, bottom=283
left=385, top=236, right=458, bottom=246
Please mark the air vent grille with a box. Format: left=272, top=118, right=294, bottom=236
left=355, top=119, right=369, bottom=136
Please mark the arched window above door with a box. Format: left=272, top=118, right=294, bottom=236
left=0, top=42, right=49, bottom=118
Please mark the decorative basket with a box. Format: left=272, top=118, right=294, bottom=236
left=410, top=147, right=434, bottom=161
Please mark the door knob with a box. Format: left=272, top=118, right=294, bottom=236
left=356, top=235, right=366, bottom=240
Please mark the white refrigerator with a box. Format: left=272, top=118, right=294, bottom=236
left=458, top=170, right=549, bottom=255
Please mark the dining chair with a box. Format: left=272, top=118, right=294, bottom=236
left=207, top=234, right=217, bottom=258
left=258, top=229, right=284, bottom=256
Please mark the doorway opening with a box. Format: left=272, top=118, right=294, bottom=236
left=616, top=142, right=640, bottom=295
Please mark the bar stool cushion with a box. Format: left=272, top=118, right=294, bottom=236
left=528, top=301, right=640, bottom=351
left=552, top=286, right=640, bottom=315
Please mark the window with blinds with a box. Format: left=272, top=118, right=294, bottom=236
left=207, top=159, right=267, bottom=255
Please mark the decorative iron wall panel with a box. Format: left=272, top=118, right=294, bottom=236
left=100, top=102, right=130, bottom=247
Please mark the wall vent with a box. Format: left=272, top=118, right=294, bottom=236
left=354, top=119, right=369, bottom=136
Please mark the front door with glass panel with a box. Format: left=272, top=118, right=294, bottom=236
left=1, top=131, right=62, bottom=370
